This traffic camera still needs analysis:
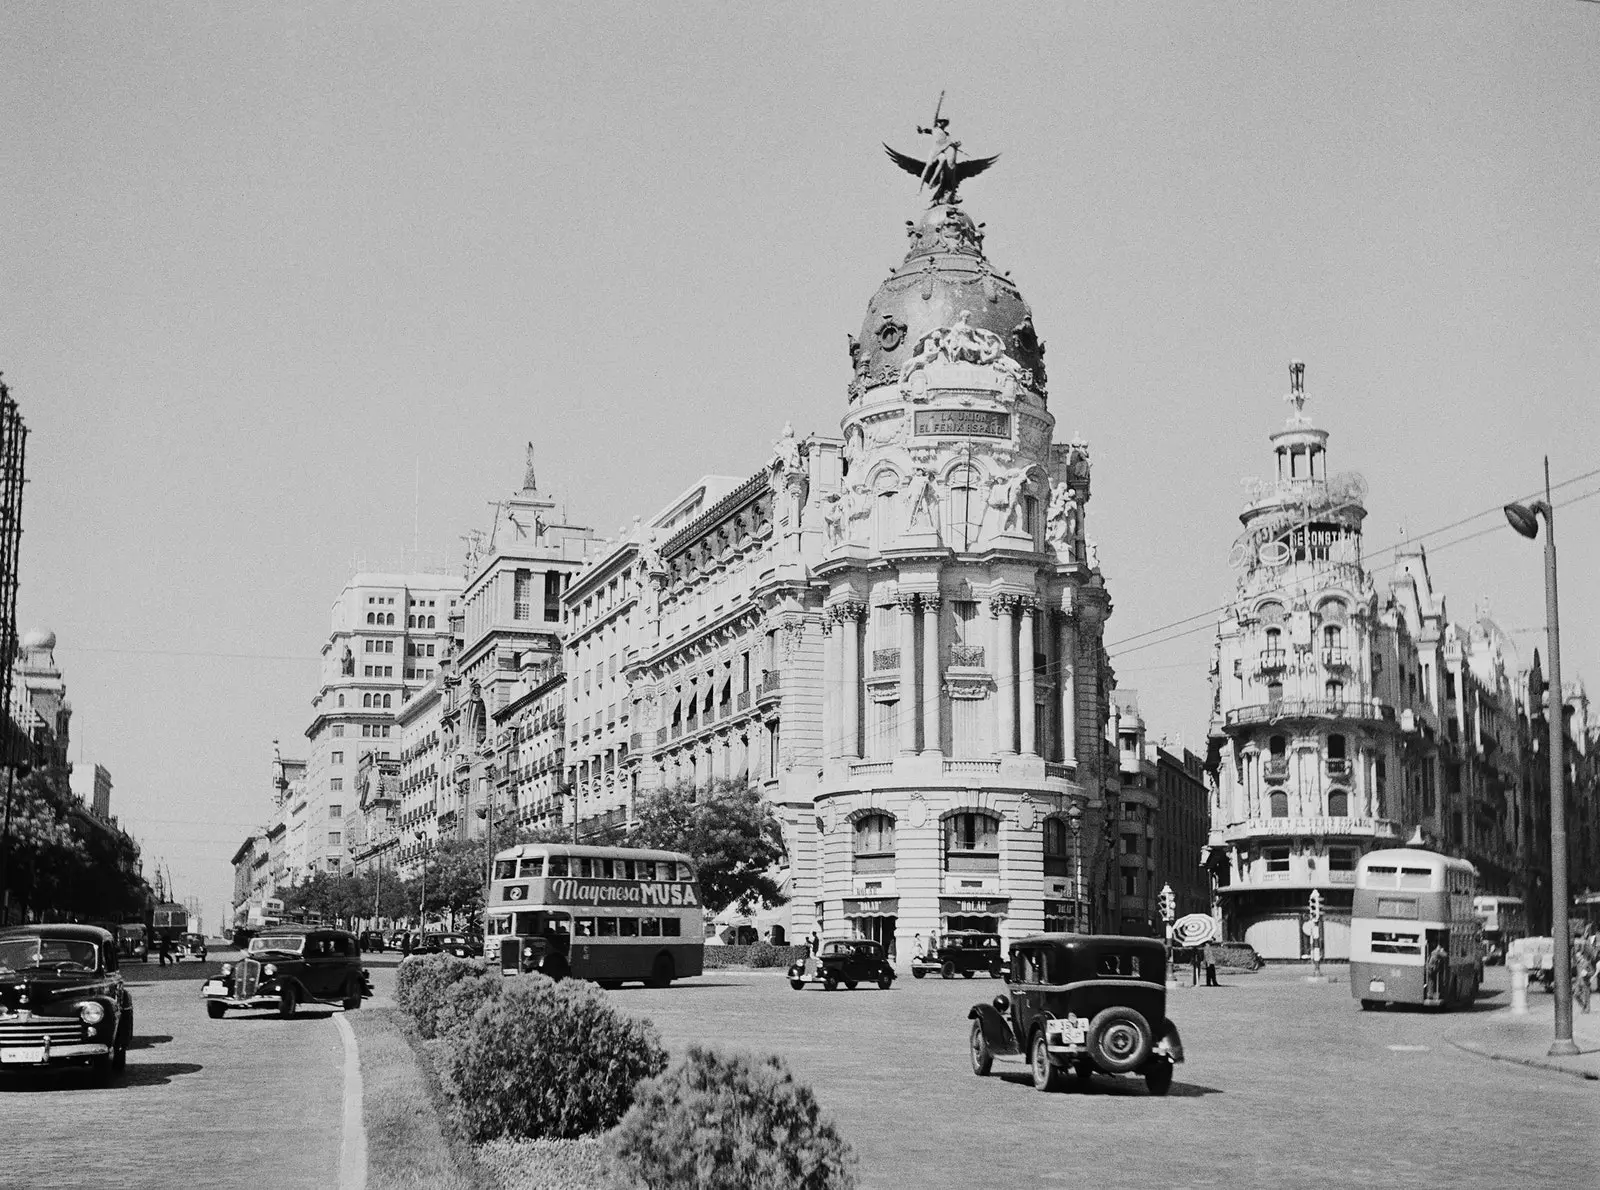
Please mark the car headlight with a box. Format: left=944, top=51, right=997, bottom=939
left=79, top=1002, right=106, bottom=1025
left=220, top=963, right=233, bottom=976
left=263, top=963, right=277, bottom=976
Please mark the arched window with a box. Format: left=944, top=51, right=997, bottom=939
left=362, top=693, right=372, bottom=708
left=408, top=615, right=416, bottom=628
left=945, top=465, right=981, bottom=549
left=853, top=813, right=895, bottom=856
left=1269, top=790, right=1289, bottom=818
left=1327, top=789, right=1349, bottom=817
left=875, top=482, right=899, bottom=548
left=427, top=615, right=436, bottom=629
left=366, top=613, right=375, bottom=625
left=382, top=694, right=392, bottom=709
left=944, top=812, right=1000, bottom=873
left=337, top=694, right=345, bottom=707
left=386, top=613, right=395, bottom=626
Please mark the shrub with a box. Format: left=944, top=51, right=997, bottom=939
left=395, top=953, right=492, bottom=1039
left=609, top=1045, right=856, bottom=1190
left=435, top=970, right=506, bottom=1039
left=440, top=977, right=668, bottom=1141
left=747, top=940, right=779, bottom=969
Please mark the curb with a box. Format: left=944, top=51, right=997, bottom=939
left=1446, top=1037, right=1600, bottom=1083
left=335, top=1012, right=369, bottom=1189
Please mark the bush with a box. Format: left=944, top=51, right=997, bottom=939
left=747, top=941, right=779, bottom=969
left=440, top=977, right=668, bottom=1141
left=395, top=953, right=492, bottom=1039
left=609, top=1045, right=856, bottom=1190
left=435, top=970, right=506, bottom=1039
left=702, top=944, right=808, bottom=969
left=1204, top=942, right=1263, bottom=972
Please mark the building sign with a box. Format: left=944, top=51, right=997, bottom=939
left=938, top=897, right=1010, bottom=916
left=547, top=878, right=699, bottom=907
left=1043, top=900, right=1075, bottom=918
left=842, top=897, right=900, bottom=917
left=913, top=410, right=1010, bottom=439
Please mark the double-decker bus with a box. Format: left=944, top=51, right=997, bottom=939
left=485, top=843, right=704, bottom=988
left=1350, top=847, right=1481, bottom=1010
left=1471, top=895, right=1526, bottom=963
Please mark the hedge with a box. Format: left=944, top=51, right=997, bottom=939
left=703, top=944, right=808, bottom=969
left=395, top=953, right=494, bottom=1039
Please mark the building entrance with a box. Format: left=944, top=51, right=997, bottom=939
left=852, top=915, right=898, bottom=961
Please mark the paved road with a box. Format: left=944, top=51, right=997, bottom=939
left=500, top=962, right=1598, bottom=1190
left=0, top=952, right=347, bottom=1190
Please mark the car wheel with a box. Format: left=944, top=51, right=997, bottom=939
left=279, top=985, right=298, bottom=1019
left=343, top=980, right=362, bottom=1011
left=877, top=972, right=892, bottom=990
left=1144, top=1060, right=1174, bottom=1097
left=1086, top=1006, right=1153, bottom=1074
left=1030, top=1031, right=1062, bottom=1092
left=970, top=1020, right=994, bottom=1077
left=823, top=975, right=838, bottom=991
left=206, top=1001, right=227, bottom=1019
left=912, top=968, right=926, bottom=979
left=646, top=954, right=674, bottom=989
left=1359, top=998, right=1382, bottom=1012
left=941, top=962, right=955, bottom=981
left=962, top=969, right=975, bottom=979
left=989, top=966, right=1003, bottom=979
left=790, top=978, right=806, bottom=991
left=845, top=980, right=858, bottom=990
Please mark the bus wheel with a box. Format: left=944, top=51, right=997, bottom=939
left=646, top=954, right=674, bottom=989
left=1359, top=999, right=1382, bottom=1011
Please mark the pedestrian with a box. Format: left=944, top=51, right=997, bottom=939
left=157, top=935, right=172, bottom=967
left=913, top=932, right=925, bottom=961
left=1190, top=947, right=1201, bottom=986
left=807, top=930, right=819, bottom=978
left=1205, top=948, right=1220, bottom=987
left=1425, top=940, right=1447, bottom=1001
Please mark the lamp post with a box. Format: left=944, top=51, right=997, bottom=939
left=1066, top=803, right=1084, bottom=933
left=414, top=829, right=428, bottom=931
left=1504, top=458, right=1577, bottom=1057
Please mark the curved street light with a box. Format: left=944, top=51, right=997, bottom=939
left=1504, top=458, right=1576, bottom=1057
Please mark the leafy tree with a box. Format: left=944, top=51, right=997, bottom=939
left=630, top=778, right=787, bottom=916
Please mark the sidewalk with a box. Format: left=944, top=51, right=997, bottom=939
left=1447, top=991, right=1600, bottom=1082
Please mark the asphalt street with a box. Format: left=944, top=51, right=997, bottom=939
left=0, top=953, right=346, bottom=1190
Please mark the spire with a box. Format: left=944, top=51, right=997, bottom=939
left=521, top=442, right=538, bottom=493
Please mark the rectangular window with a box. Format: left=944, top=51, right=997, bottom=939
left=331, top=752, right=343, bottom=764
left=328, top=832, right=342, bottom=846
left=329, top=779, right=343, bottom=791
left=329, top=804, right=342, bottom=817
left=641, top=917, right=662, bottom=937
left=661, top=918, right=681, bottom=937
left=385, top=640, right=394, bottom=653
left=1265, top=848, right=1290, bottom=873
left=514, top=570, right=531, bottom=620
left=1328, top=848, right=1356, bottom=872
left=364, top=666, right=373, bottom=677
left=544, top=571, right=562, bottom=621
left=332, top=726, right=344, bottom=737
left=618, top=917, right=639, bottom=937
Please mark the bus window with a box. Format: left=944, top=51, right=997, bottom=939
left=547, top=856, right=568, bottom=877
left=641, top=917, right=662, bottom=937
left=1366, top=865, right=1397, bottom=889
left=598, top=918, right=619, bottom=938
left=662, top=918, right=681, bottom=937
left=1399, top=867, right=1432, bottom=890
left=619, top=918, right=639, bottom=937
left=573, top=918, right=596, bottom=937
left=1371, top=931, right=1420, bottom=954
left=493, top=860, right=518, bottom=880
left=622, top=860, right=636, bottom=880
left=1376, top=898, right=1418, bottom=919
left=601, top=859, right=616, bottom=879
left=677, top=862, right=694, bottom=882
left=518, top=857, right=544, bottom=878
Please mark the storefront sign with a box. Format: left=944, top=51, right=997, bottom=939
left=1043, top=900, right=1074, bottom=918
left=547, top=878, right=699, bottom=907
left=913, top=410, right=1010, bottom=439
left=938, top=897, right=1010, bottom=916
left=842, top=898, right=900, bottom=917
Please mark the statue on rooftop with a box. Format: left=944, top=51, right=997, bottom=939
left=883, top=95, right=999, bottom=206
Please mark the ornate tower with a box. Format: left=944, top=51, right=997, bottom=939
left=804, top=116, right=1117, bottom=962
left=1206, top=363, right=1402, bottom=959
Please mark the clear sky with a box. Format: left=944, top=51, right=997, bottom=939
left=4, top=3, right=1597, bottom=932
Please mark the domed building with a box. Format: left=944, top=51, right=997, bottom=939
left=801, top=137, right=1119, bottom=963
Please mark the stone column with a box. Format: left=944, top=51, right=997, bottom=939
left=1019, top=598, right=1038, bottom=756
left=839, top=602, right=864, bottom=759
left=1058, top=613, right=1076, bottom=764
left=994, top=595, right=1017, bottom=754
left=822, top=617, right=840, bottom=760
left=898, top=593, right=918, bottom=753
left=921, top=594, right=941, bottom=755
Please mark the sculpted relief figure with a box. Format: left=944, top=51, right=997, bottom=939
left=899, top=310, right=1009, bottom=387
left=904, top=466, right=940, bottom=533
left=987, top=465, right=1031, bottom=532
left=1046, top=482, right=1080, bottom=559
left=820, top=492, right=848, bottom=548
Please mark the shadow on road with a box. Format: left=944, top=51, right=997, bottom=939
left=127, top=1033, right=174, bottom=1050
left=220, top=1009, right=337, bottom=1022
left=0, top=1060, right=202, bottom=1092
left=993, top=1070, right=1223, bottom=1097
left=120, top=1061, right=204, bottom=1088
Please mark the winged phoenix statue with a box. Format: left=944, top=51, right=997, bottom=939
left=883, top=94, right=999, bottom=205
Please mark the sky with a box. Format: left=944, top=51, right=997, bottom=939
left=4, top=2, right=1598, bottom=933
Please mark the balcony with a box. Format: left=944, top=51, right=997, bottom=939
left=1321, top=647, right=1351, bottom=669
left=737, top=690, right=751, bottom=711
left=1263, top=757, right=1290, bottom=782
left=1222, top=816, right=1398, bottom=843
left=872, top=648, right=901, bottom=672
left=1255, top=649, right=1287, bottom=675
left=849, top=759, right=894, bottom=777
left=949, top=644, right=985, bottom=668
left=1326, top=757, right=1351, bottom=777
left=758, top=672, right=781, bottom=699
left=942, top=758, right=1001, bottom=776
left=670, top=722, right=685, bottom=741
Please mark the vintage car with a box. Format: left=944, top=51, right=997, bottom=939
left=357, top=930, right=387, bottom=953
left=177, top=933, right=209, bottom=961
left=788, top=939, right=895, bottom=991
left=911, top=931, right=1006, bottom=980
left=121, top=923, right=150, bottom=963
left=425, top=932, right=477, bottom=958
left=201, top=928, right=372, bottom=1018
left=0, top=924, right=133, bottom=1079
left=967, top=934, right=1184, bottom=1095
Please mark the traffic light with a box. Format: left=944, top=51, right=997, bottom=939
left=1159, top=884, right=1177, bottom=922
left=1308, top=889, right=1324, bottom=923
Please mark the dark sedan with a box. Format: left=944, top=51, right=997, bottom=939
left=0, top=924, right=133, bottom=1080
left=788, top=939, right=895, bottom=991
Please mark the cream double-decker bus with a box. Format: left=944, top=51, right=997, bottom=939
left=485, top=843, right=704, bottom=988
left=1350, top=847, right=1481, bottom=1010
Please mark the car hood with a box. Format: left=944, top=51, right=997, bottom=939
left=0, top=971, right=116, bottom=1015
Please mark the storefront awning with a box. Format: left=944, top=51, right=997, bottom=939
left=842, top=897, right=899, bottom=917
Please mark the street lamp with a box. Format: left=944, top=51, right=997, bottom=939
left=414, top=829, right=428, bottom=931
left=1504, top=458, right=1577, bottom=1058
left=1065, top=803, right=1084, bottom=933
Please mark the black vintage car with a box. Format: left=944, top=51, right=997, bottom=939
left=201, top=928, right=372, bottom=1018
left=911, top=930, right=1005, bottom=980
left=788, top=939, right=895, bottom=991
left=0, top=924, right=133, bottom=1080
left=967, top=934, right=1184, bottom=1095
left=357, top=930, right=387, bottom=953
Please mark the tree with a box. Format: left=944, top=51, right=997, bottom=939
left=631, top=778, right=787, bottom=916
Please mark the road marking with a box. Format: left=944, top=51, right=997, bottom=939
left=1387, top=1044, right=1430, bottom=1052
left=335, top=1012, right=367, bottom=1190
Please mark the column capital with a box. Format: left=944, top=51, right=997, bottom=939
left=990, top=593, right=1022, bottom=617
left=829, top=600, right=868, bottom=622
left=896, top=591, right=921, bottom=612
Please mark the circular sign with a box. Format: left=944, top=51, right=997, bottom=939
left=1017, top=799, right=1036, bottom=832
left=1227, top=543, right=1250, bottom=569
left=1258, top=541, right=1292, bottom=568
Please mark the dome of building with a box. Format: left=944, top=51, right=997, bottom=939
left=851, top=202, right=1047, bottom=397
left=21, top=627, right=56, bottom=652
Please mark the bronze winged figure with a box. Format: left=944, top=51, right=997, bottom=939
left=883, top=106, right=998, bottom=206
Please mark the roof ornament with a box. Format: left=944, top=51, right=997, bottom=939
left=522, top=441, right=538, bottom=492
left=1284, top=360, right=1312, bottom=426
left=883, top=95, right=999, bottom=206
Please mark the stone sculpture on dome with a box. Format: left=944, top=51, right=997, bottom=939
left=903, top=466, right=941, bottom=533
left=882, top=96, right=1000, bottom=207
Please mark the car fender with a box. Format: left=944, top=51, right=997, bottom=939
left=1153, top=1018, right=1184, bottom=1064
left=967, top=1002, right=1020, bottom=1056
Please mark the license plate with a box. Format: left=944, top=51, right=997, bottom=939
left=1065, top=1027, right=1085, bottom=1045
left=1369, top=980, right=1385, bottom=993
left=0, top=1047, right=46, bottom=1064
left=202, top=981, right=226, bottom=995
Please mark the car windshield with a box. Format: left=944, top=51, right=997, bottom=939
left=0, top=937, right=99, bottom=973
left=249, top=935, right=306, bottom=956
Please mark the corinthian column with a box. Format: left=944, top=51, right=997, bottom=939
left=1058, top=613, right=1076, bottom=764
left=921, top=594, right=941, bottom=755
left=822, top=617, right=839, bottom=760
left=994, top=595, right=1017, bottom=754
left=1019, top=598, right=1038, bottom=756
left=839, top=603, right=864, bottom=759
left=898, top=593, right=918, bottom=753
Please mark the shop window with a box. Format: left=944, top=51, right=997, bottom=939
left=1328, top=848, right=1357, bottom=872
